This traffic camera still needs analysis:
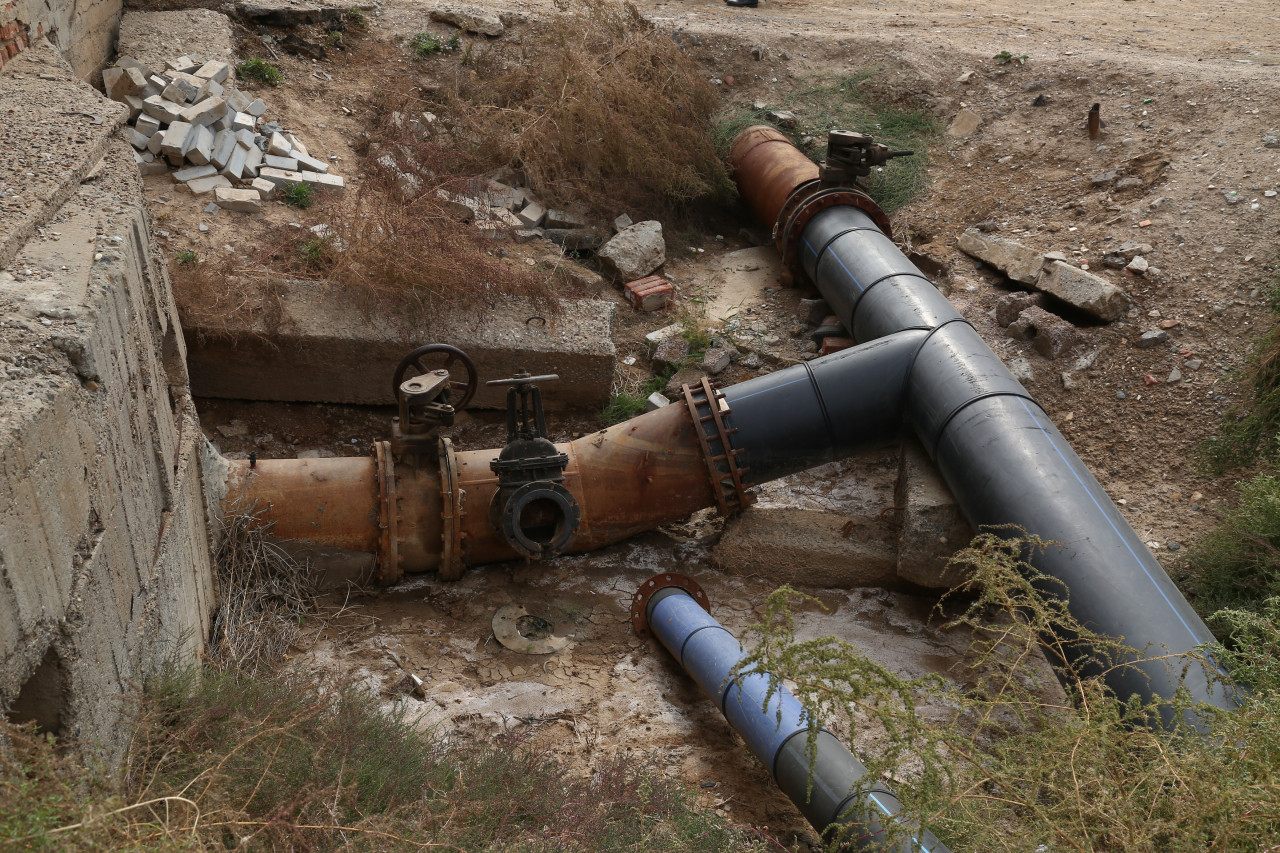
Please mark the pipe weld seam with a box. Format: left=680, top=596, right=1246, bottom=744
left=772, top=724, right=835, bottom=779
left=926, top=389, right=1043, bottom=459
left=844, top=269, right=935, bottom=301
left=676, top=623, right=737, bottom=671
left=808, top=226, right=891, bottom=265
left=801, top=359, right=839, bottom=451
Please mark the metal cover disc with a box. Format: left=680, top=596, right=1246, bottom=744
left=491, top=603, right=572, bottom=655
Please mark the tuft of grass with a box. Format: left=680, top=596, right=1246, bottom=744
left=718, top=71, right=941, bottom=214
left=411, top=31, right=459, bottom=58
left=346, top=4, right=367, bottom=29
left=326, top=29, right=342, bottom=46
left=281, top=181, right=315, bottom=209
left=433, top=0, right=732, bottom=220
left=993, top=50, right=1028, bottom=65
left=734, top=531, right=1280, bottom=852
left=1182, top=471, right=1280, bottom=616
left=175, top=249, right=200, bottom=265
left=236, top=57, right=282, bottom=87
left=0, top=666, right=773, bottom=852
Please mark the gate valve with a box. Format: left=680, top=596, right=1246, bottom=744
left=486, top=370, right=580, bottom=560
left=818, top=129, right=915, bottom=186
left=389, top=343, right=478, bottom=464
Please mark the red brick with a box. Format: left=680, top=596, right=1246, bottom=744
left=819, top=336, right=856, bottom=355
left=623, top=275, right=673, bottom=312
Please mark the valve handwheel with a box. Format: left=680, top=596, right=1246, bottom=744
left=392, top=344, right=479, bottom=410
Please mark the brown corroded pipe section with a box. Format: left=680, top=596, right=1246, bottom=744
left=222, top=398, right=719, bottom=580
left=224, top=456, right=382, bottom=553
left=728, top=125, right=820, bottom=236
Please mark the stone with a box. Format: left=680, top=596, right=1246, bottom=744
left=544, top=228, right=603, bottom=251
left=1061, top=372, right=1077, bottom=390
left=645, top=392, right=670, bottom=411
left=1036, top=261, right=1130, bottom=322
left=701, top=347, right=732, bottom=374
left=174, top=163, right=218, bottom=183
left=142, top=95, right=184, bottom=123
left=623, top=275, right=673, bottom=312
left=1006, top=305, right=1079, bottom=359
left=257, top=166, right=304, bottom=187
left=295, top=153, right=330, bottom=174
left=186, top=175, right=233, bottom=194
left=210, top=130, right=236, bottom=169
left=166, top=54, right=198, bottom=73
left=429, top=4, right=504, bottom=35
left=517, top=202, right=547, bottom=228
left=138, top=159, right=169, bottom=176
left=716, top=506, right=898, bottom=588
left=243, top=145, right=264, bottom=178
left=231, top=112, right=256, bottom=131
left=895, top=439, right=975, bottom=588
left=159, top=122, right=194, bottom=159
left=995, top=290, right=1048, bottom=326
left=247, top=98, right=268, bottom=117
left=956, top=228, right=1043, bottom=284
left=947, top=108, right=982, bottom=137
left=267, top=131, right=291, bottom=156
left=1113, top=240, right=1152, bottom=260
left=1090, top=170, right=1118, bottom=187
left=135, top=113, right=162, bottom=137
left=1126, top=255, right=1149, bottom=274
left=127, top=128, right=150, bottom=150
left=213, top=187, right=263, bottom=212
left=1167, top=367, right=1183, bottom=384
left=765, top=109, right=798, bottom=128
left=665, top=366, right=707, bottom=400
left=301, top=171, right=344, bottom=192
left=226, top=89, right=252, bottom=113
left=1009, top=357, right=1034, bottom=383
left=264, top=154, right=298, bottom=171
left=108, top=65, right=148, bottom=101
left=196, top=78, right=224, bottom=102
left=1115, top=176, right=1144, bottom=191
left=179, top=96, right=226, bottom=127
left=546, top=208, right=587, bottom=229
left=613, top=213, right=633, bottom=232
left=652, top=335, right=690, bottom=372
left=1136, top=329, right=1169, bottom=348
left=645, top=324, right=683, bottom=350
left=146, top=130, right=165, bottom=156
left=250, top=177, right=276, bottom=199
left=194, top=60, right=231, bottom=84
left=185, top=125, right=214, bottom=166
left=598, top=220, right=666, bottom=281
left=219, top=145, right=249, bottom=180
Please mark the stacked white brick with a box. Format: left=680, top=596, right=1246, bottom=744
left=103, top=54, right=345, bottom=212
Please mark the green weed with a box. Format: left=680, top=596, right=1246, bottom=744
left=1183, top=471, right=1280, bottom=615
left=326, top=30, right=342, bottom=46
left=993, top=50, right=1028, bottom=65
left=175, top=249, right=199, bottom=265
left=236, top=57, right=282, bottom=87
left=411, top=31, right=459, bottom=59
left=281, top=181, right=315, bottom=208
left=346, top=5, right=367, bottom=29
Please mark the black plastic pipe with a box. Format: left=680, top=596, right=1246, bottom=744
left=731, top=199, right=1233, bottom=724
left=642, top=578, right=950, bottom=851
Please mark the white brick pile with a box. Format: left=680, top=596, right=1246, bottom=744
left=102, top=54, right=345, bottom=212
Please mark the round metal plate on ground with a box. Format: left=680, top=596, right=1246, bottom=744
left=491, top=603, right=572, bottom=654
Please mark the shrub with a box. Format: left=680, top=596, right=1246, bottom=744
left=281, top=181, right=315, bottom=208
left=236, top=57, right=282, bottom=86
left=411, top=31, right=459, bottom=58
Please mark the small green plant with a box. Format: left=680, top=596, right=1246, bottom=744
left=993, top=50, right=1028, bottom=65
left=175, top=249, right=200, bottom=265
left=236, top=57, right=283, bottom=86
left=297, top=237, right=326, bottom=264
left=1182, top=471, right=1280, bottom=616
left=281, top=181, right=315, bottom=209
left=346, top=4, right=367, bottom=29
left=326, top=29, right=342, bottom=46
left=411, top=31, right=460, bottom=59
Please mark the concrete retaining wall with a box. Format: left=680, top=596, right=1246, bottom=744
left=0, top=0, right=120, bottom=76
left=0, top=46, right=214, bottom=761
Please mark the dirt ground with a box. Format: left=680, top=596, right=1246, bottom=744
left=163, top=0, right=1279, bottom=845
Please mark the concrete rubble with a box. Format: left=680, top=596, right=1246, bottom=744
left=103, top=52, right=344, bottom=212
left=598, top=219, right=666, bottom=281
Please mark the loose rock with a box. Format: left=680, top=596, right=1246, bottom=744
left=430, top=4, right=504, bottom=35
left=597, top=220, right=666, bottom=281
left=1036, top=261, right=1130, bottom=322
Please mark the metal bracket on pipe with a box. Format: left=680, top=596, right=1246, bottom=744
left=630, top=572, right=710, bottom=639
left=374, top=441, right=403, bottom=585
left=683, top=377, right=754, bottom=517
left=438, top=436, right=467, bottom=581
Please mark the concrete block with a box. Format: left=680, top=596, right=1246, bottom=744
left=234, top=128, right=256, bottom=149
left=196, top=78, right=224, bottom=102
left=956, top=228, right=1043, bottom=285
left=173, top=163, right=217, bottom=182
left=166, top=54, right=199, bottom=73
left=126, top=128, right=150, bottom=150
left=184, top=287, right=617, bottom=409
left=146, top=130, right=165, bottom=156
left=210, top=130, right=235, bottom=169
left=105, top=65, right=147, bottom=100
left=159, top=121, right=193, bottom=159
left=194, top=60, right=231, bottom=83
left=231, top=112, right=256, bottom=131
left=180, top=96, right=225, bottom=127
left=645, top=392, right=670, bottom=411
left=267, top=131, right=291, bottom=156
left=1037, top=261, right=1130, bottom=322
left=162, top=80, right=191, bottom=105
left=286, top=134, right=308, bottom=157
left=187, top=174, right=232, bottom=194
left=546, top=208, right=586, bottom=229
left=715, top=506, right=899, bottom=588
left=213, top=187, right=263, bottom=212
left=623, top=275, right=673, bottom=312
left=147, top=74, right=170, bottom=92
left=895, top=439, right=974, bottom=588
left=598, top=220, right=665, bottom=281
left=138, top=159, right=170, bottom=176
left=122, top=95, right=145, bottom=122
left=243, top=144, right=264, bottom=177
left=257, top=166, right=304, bottom=187
left=300, top=171, right=343, bottom=192
left=220, top=145, right=248, bottom=181
left=185, top=125, right=214, bottom=166
left=250, top=177, right=276, bottom=199
left=135, top=113, right=162, bottom=137
left=294, top=153, right=329, bottom=174
left=1006, top=305, right=1079, bottom=359
left=246, top=98, right=268, bottom=117
left=115, top=55, right=152, bottom=77
left=142, top=95, right=184, bottom=123
left=517, top=201, right=546, bottom=227
left=995, top=291, right=1048, bottom=327
left=225, top=89, right=252, bottom=113
left=264, top=154, right=297, bottom=170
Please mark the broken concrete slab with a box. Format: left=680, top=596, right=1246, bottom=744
left=430, top=3, right=504, bottom=35
left=597, top=220, right=665, bottom=281
left=994, top=290, right=1048, bottom=327
left=213, top=187, right=262, bottom=212
left=894, top=440, right=974, bottom=588
left=185, top=288, right=616, bottom=410
left=237, top=0, right=346, bottom=27
left=957, top=227, right=1043, bottom=285
left=186, top=174, right=233, bottom=194
left=1036, top=260, right=1130, bottom=322
left=715, top=507, right=899, bottom=588
left=1006, top=305, right=1079, bottom=359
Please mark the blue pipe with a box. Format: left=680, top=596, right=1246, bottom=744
left=644, top=582, right=951, bottom=852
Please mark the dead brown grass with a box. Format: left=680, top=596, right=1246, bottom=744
left=425, top=0, right=732, bottom=221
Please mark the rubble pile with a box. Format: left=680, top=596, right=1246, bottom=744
left=102, top=53, right=343, bottom=212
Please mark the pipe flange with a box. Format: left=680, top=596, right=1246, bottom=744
left=779, top=187, right=892, bottom=286
left=437, top=437, right=466, bottom=581
left=374, top=441, right=403, bottom=585
left=499, top=481, right=580, bottom=560
left=631, top=573, right=711, bottom=639
left=682, top=377, right=753, bottom=517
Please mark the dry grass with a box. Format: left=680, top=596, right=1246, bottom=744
left=424, top=0, right=732, bottom=221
